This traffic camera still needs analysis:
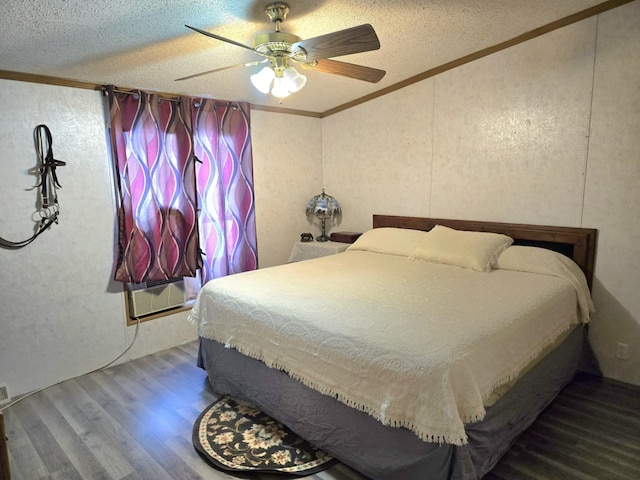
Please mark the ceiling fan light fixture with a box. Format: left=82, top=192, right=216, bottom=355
left=250, top=66, right=276, bottom=94
left=251, top=62, right=306, bottom=98
left=283, top=66, right=307, bottom=93
left=271, top=76, right=292, bottom=98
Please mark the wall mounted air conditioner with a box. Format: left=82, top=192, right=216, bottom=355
left=128, top=279, right=186, bottom=318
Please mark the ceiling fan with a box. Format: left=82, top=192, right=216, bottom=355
left=176, top=2, right=386, bottom=99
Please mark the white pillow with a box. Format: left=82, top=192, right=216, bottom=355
left=410, top=225, right=513, bottom=272
left=495, top=245, right=594, bottom=322
left=347, top=227, right=429, bottom=257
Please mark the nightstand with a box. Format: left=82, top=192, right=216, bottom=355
left=288, top=241, right=349, bottom=263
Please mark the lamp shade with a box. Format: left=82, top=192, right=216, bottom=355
left=271, top=76, right=291, bottom=98
left=250, top=66, right=275, bottom=94
left=305, top=189, right=341, bottom=242
left=283, top=66, right=307, bottom=93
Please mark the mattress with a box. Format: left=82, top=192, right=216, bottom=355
left=197, top=324, right=586, bottom=480
left=189, top=248, right=590, bottom=445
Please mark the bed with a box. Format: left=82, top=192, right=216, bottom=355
left=190, top=215, right=598, bottom=480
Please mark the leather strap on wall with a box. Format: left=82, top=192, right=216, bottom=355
left=0, top=124, right=65, bottom=249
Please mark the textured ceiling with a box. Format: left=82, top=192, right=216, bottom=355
left=0, top=0, right=611, bottom=114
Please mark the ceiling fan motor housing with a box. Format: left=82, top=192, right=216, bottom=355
left=254, top=31, right=301, bottom=57
left=256, top=2, right=307, bottom=61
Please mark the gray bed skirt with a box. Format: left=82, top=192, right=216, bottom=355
left=197, top=325, right=586, bottom=480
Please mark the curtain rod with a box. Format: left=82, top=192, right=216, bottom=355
left=101, top=85, right=240, bottom=109
left=101, top=85, right=181, bottom=103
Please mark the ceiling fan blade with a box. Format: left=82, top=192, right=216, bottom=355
left=292, top=24, right=380, bottom=62
left=175, top=59, right=268, bottom=82
left=302, top=59, right=386, bottom=83
left=185, top=25, right=257, bottom=54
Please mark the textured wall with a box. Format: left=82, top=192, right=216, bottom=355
left=430, top=19, right=595, bottom=225
left=582, top=2, right=640, bottom=385
left=322, top=81, right=434, bottom=234
left=251, top=110, right=323, bottom=267
left=322, top=4, right=640, bottom=386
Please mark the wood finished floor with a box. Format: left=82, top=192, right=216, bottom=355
left=3, top=341, right=639, bottom=480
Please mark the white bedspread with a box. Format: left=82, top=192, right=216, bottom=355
left=189, top=250, right=587, bottom=445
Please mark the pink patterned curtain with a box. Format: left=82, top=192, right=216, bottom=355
left=108, top=87, right=200, bottom=283
left=191, top=99, right=257, bottom=283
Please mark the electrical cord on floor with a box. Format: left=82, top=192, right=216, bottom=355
left=0, top=317, right=140, bottom=412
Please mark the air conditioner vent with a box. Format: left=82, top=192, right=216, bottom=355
left=128, top=280, right=186, bottom=318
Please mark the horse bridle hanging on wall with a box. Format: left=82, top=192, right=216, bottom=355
left=0, top=124, right=66, bottom=249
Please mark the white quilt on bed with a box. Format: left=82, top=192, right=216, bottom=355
left=189, top=250, right=589, bottom=445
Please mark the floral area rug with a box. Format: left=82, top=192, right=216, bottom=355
left=193, top=396, right=337, bottom=476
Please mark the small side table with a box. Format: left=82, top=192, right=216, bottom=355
left=288, top=241, right=349, bottom=263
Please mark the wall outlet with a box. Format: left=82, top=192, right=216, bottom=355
left=615, top=342, right=629, bottom=360
left=0, top=383, right=9, bottom=404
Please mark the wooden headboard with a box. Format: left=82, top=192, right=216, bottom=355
left=373, top=215, right=598, bottom=291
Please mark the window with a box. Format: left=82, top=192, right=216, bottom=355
left=106, top=88, right=257, bottom=318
